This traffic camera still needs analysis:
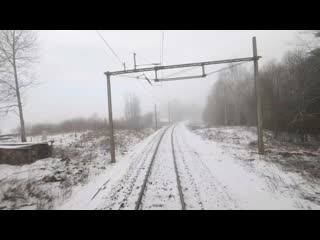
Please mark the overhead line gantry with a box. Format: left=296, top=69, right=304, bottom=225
left=104, top=37, right=264, bottom=163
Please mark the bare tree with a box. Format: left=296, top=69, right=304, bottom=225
left=0, top=30, right=38, bottom=142
left=124, top=93, right=141, bottom=129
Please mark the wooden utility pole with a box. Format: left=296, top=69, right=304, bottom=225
left=252, top=37, right=265, bottom=155
left=106, top=72, right=116, bottom=163
left=223, top=84, right=228, bottom=126
left=154, top=104, right=158, bottom=130
left=134, top=53, right=137, bottom=70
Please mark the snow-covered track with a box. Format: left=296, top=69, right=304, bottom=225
left=134, top=125, right=172, bottom=210
left=171, top=125, right=186, bottom=210
left=97, top=123, right=208, bottom=210
left=171, top=124, right=205, bottom=209
left=135, top=124, right=189, bottom=210
left=96, top=126, right=170, bottom=210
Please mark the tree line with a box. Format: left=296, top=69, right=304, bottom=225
left=203, top=31, right=320, bottom=141
left=11, top=93, right=153, bottom=137
left=25, top=111, right=154, bottom=136
left=26, top=93, right=154, bottom=136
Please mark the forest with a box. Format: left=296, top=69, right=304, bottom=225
left=203, top=31, right=320, bottom=141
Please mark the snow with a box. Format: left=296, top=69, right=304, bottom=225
left=0, top=141, right=51, bottom=149
left=66, top=121, right=320, bottom=210
left=0, top=128, right=154, bottom=210
left=139, top=126, right=181, bottom=210
left=58, top=128, right=161, bottom=210
left=188, top=123, right=320, bottom=209
left=2, top=122, right=319, bottom=210
left=0, top=145, right=30, bottom=149
left=0, top=141, right=50, bottom=145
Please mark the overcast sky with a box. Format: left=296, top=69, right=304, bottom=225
left=0, top=30, right=303, bottom=132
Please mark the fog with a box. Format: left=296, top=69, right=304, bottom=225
left=0, top=30, right=301, bottom=132
left=2, top=30, right=320, bottom=211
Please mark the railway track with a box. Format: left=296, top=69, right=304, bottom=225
left=172, top=124, right=204, bottom=209
left=97, top=123, right=190, bottom=210
left=135, top=124, right=186, bottom=210
left=171, top=125, right=186, bottom=210
left=98, top=126, right=170, bottom=210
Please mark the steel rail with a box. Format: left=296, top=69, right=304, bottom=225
left=134, top=125, right=172, bottom=210
left=171, top=124, right=186, bottom=210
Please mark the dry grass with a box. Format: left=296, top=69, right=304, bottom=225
left=0, top=179, right=54, bottom=210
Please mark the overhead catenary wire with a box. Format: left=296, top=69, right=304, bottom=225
left=110, top=32, right=249, bottom=117
left=115, top=74, right=141, bottom=80
left=118, top=79, right=156, bottom=114
left=163, top=66, right=199, bottom=78
left=206, top=61, right=248, bottom=76
left=117, top=40, right=159, bottom=67
left=135, top=53, right=159, bottom=66
left=118, top=62, right=249, bottom=102
left=148, top=62, right=248, bottom=81
left=115, top=73, right=153, bottom=85
left=205, top=62, right=251, bottom=93
left=113, top=74, right=162, bottom=103
left=114, top=59, right=249, bottom=82
left=96, top=30, right=124, bottom=67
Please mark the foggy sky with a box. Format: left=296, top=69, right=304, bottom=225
left=0, top=30, right=302, bottom=132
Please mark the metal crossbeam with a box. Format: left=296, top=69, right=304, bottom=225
left=105, top=56, right=260, bottom=76
left=155, top=74, right=206, bottom=82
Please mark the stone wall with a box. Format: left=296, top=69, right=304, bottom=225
left=0, top=143, right=53, bottom=165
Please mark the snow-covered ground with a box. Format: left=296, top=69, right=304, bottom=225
left=59, top=122, right=320, bottom=210
left=58, top=128, right=166, bottom=210
left=0, top=128, right=154, bottom=210
left=189, top=123, right=320, bottom=209
left=2, top=122, right=319, bottom=210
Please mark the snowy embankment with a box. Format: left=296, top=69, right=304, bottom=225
left=58, top=129, right=162, bottom=210
left=188, top=123, right=320, bottom=209
left=0, top=129, right=154, bottom=210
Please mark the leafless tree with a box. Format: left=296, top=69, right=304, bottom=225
left=0, top=30, right=38, bottom=142
left=124, top=93, right=141, bottom=129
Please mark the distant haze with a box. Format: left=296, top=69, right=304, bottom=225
left=0, top=30, right=302, bottom=132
